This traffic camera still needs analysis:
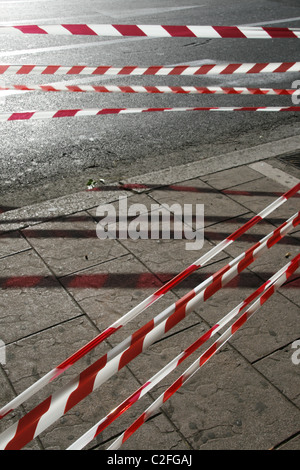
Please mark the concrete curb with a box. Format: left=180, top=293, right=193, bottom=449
left=1, top=134, right=300, bottom=233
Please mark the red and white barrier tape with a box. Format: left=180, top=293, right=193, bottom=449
left=0, top=184, right=298, bottom=421
left=68, top=257, right=297, bottom=450
left=0, top=211, right=298, bottom=450
left=107, top=253, right=300, bottom=450
left=2, top=106, right=300, bottom=122
left=0, top=24, right=300, bottom=38
left=1, top=62, right=299, bottom=75
left=1, top=83, right=299, bottom=96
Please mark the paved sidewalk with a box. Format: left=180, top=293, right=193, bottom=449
left=0, top=149, right=299, bottom=451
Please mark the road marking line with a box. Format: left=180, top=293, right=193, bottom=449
left=0, top=13, right=107, bottom=26
left=241, top=16, right=300, bottom=27
left=249, top=161, right=300, bottom=188
left=0, top=35, right=150, bottom=58
left=98, top=5, right=206, bottom=20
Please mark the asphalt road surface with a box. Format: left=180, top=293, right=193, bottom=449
left=0, top=0, right=300, bottom=208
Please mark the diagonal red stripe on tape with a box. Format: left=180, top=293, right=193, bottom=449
left=118, top=86, right=136, bottom=93
left=274, top=62, right=296, bottom=72
left=169, top=65, right=189, bottom=75
left=143, top=107, right=171, bottom=112
left=144, top=86, right=161, bottom=93
left=247, top=63, right=269, bottom=73
left=231, top=312, right=248, bottom=335
left=97, top=108, right=124, bottom=114
left=199, top=342, right=218, bottom=366
left=203, top=265, right=231, bottom=301
left=0, top=65, right=9, bottom=74
left=118, top=320, right=155, bottom=371
left=17, top=65, right=35, bottom=74
left=62, top=24, right=97, bottom=35
left=40, top=85, right=58, bottom=92
left=227, top=215, right=262, bottom=242
left=119, top=66, right=138, bottom=74
left=177, top=325, right=219, bottom=367
left=53, top=109, right=80, bottom=118
left=95, top=381, right=151, bottom=436
left=220, top=63, right=242, bottom=74
left=112, top=24, right=146, bottom=36
left=213, top=26, right=247, bottom=38
left=42, top=65, right=61, bottom=74
left=64, top=354, right=108, bottom=414
left=67, top=65, right=86, bottom=74
left=162, top=25, right=196, bottom=37
left=143, top=66, right=163, bottom=75
left=260, top=284, right=276, bottom=304
left=194, top=64, right=216, bottom=74
left=5, top=396, right=52, bottom=450
left=234, top=107, right=260, bottom=111
left=14, top=25, right=47, bottom=34
left=163, top=375, right=184, bottom=403
left=165, top=290, right=196, bottom=333
left=57, top=327, right=121, bottom=373
left=92, top=86, right=109, bottom=93
left=263, top=27, right=298, bottom=38
left=8, top=112, right=35, bottom=121
left=92, top=66, right=111, bottom=75
left=123, top=412, right=147, bottom=443
left=66, top=85, right=84, bottom=92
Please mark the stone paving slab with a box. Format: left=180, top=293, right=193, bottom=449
left=22, top=212, right=129, bottom=278
left=200, top=166, right=264, bottom=191
left=161, top=346, right=300, bottom=450
left=148, top=178, right=249, bottom=229
left=62, top=254, right=202, bottom=350
left=254, top=346, right=300, bottom=409
left=0, top=159, right=298, bottom=451
left=0, top=231, right=31, bottom=260
left=221, top=176, right=300, bottom=221
left=0, top=249, right=83, bottom=344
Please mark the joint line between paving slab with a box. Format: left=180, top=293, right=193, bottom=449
left=89, top=411, right=164, bottom=451
left=205, top=175, right=265, bottom=192
left=20, top=233, right=103, bottom=338
left=0, top=246, right=32, bottom=261
left=1, top=313, right=87, bottom=348
left=226, top=332, right=300, bottom=416
left=251, top=336, right=300, bottom=368
left=57, top=252, right=130, bottom=280
left=271, top=430, right=300, bottom=450
left=148, top=191, right=254, bottom=231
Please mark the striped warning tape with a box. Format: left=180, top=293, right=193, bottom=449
left=67, top=255, right=299, bottom=449
left=0, top=184, right=298, bottom=421
left=0, top=24, right=300, bottom=38
left=0, top=62, right=299, bottom=75
left=107, top=253, right=300, bottom=450
left=2, top=106, right=300, bottom=122
left=0, top=211, right=298, bottom=450
left=1, top=83, right=299, bottom=96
